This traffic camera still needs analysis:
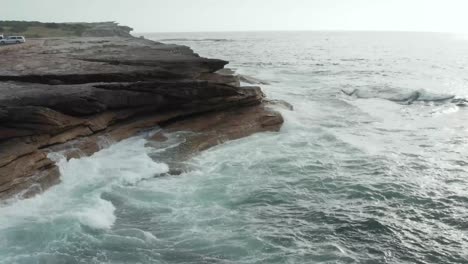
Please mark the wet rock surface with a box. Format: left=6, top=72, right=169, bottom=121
left=147, top=104, right=283, bottom=175
left=0, top=37, right=284, bottom=200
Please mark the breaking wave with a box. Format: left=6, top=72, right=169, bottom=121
left=340, top=87, right=466, bottom=105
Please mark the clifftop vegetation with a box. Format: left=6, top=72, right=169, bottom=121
left=0, top=21, right=133, bottom=38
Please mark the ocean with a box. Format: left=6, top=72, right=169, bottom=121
left=1, top=31, right=468, bottom=263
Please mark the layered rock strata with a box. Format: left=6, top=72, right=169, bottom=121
left=0, top=37, right=284, bottom=199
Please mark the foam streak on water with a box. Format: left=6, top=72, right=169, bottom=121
left=2, top=32, right=468, bottom=263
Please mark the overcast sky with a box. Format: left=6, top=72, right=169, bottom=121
left=4, top=0, right=468, bottom=33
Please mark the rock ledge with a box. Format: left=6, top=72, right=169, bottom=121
left=0, top=37, right=284, bottom=200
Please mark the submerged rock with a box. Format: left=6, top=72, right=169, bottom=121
left=0, top=36, right=285, bottom=200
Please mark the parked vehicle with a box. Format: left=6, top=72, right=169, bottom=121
left=0, top=36, right=26, bottom=45
left=0, top=34, right=3, bottom=40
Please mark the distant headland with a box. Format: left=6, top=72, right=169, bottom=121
left=0, top=21, right=133, bottom=38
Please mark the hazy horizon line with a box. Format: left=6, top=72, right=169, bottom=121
left=137, top=29, right=466, bottom=35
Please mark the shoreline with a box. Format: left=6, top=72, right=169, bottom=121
left=0, top=36, right=284, bottom=200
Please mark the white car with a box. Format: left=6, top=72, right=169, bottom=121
left=0, top=36, right=26, bottom=45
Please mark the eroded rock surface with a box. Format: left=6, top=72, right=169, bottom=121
left=148, top=104, right=283, bottom=175
left=0, top=37, right=284, bottom=200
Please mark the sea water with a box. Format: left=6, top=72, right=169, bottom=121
left=1, top=32, right=468, bottom=263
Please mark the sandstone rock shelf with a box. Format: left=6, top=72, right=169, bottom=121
left=0, top=36, right=284, bottom=200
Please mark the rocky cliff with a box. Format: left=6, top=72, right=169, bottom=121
left=0, top=37, right=284, bottom=199
left=80, top=22, right=133, bottom=37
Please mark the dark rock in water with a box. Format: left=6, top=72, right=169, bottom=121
left=0, top=36, right=284, bottom=200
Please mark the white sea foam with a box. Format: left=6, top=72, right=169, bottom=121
left=0, top=136, right=168, bottom=231
left=76, top=198, right=116, bottom=230
left=431, top=105, right=460, bottom=116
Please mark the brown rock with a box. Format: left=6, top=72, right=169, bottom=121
left=147, top=104, right=283, bottom=174
left=0, top=150, right=58, bottom=199
left=0, top=35, right=285, bottom=200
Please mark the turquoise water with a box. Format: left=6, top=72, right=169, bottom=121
left=1, top=32, right=468, bottom=263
